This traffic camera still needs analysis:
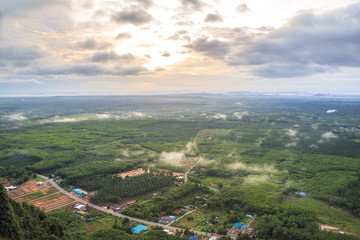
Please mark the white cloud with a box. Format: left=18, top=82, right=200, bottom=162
left=286, top=129, right=298, bottom=137
left=159, top=152, right=185, bottom=165
left=321, top=132, right=337, bottom=139
left=243, top=175, right=270, bottom=184
left=96, top=113, right=112, bottom=119
left=0, top=79, right=42, bottom=84
left=285, top=142, right=297, bottom=147
left=213, top=113, right=226, bottom=120
left=228, top=162, right=280, bottom=173
left=326, top=109, right=337, bottom=113
left=233, top=111, right=248, bottom=119
left=4, top=113, right=27, bottom=121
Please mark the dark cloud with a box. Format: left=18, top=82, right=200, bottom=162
left=75, top=39, right=111, bottom=50
left=22, top=64, right=146, bottom=76
left=229, top=3, right=360, bottom=78
left=133, top=0, right=154, bottom=8
left=116, top=32, right=132, bottom=40
left=168, top=30, right=189, bottom=41
left=185, top=36, right=230, bottom=58
left=161, top=52, right=171, bottom=57
left=253, top=63, right=329, bottom=78
left=91, top=52, right=135, bottom=63
left=0, top=45, right=44, bottom=61
left=112, top=9, right=154, bottom=26
left=180, top=0, right=205, bottom=11
left=236, top=3, right=250, bottom=14
left=204, top=13, right=223, bottom=23
left=175, top=21, right=194, bottom=26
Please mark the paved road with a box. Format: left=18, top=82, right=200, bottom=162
left=36, top=174, right=222, bottom=237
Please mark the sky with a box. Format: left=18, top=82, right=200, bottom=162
left=0, top=0, right=360, bottom=95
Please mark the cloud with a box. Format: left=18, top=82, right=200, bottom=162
left=233, top=111, right=248, bottom=119
left=236, top=3, right=250, bottom=14
left=0, top=79, right=42, bottom=84
left=96, top=114, right=112, bottom=119
left=228, top=3, right=360, bottom=78
left=159, top=152, right=185, bottom=165
left=321, top=132, right=337, bottom=139
left=91, top=52, right=135, bottom=63
left=286, top=129, right=298, bottom=137
left=39, top=116, right=87, bottom=124
left=185, top=36, right=230, bottom=58
left=285, top=142, right=297, bottom=147
left=112, top=9, right=154, bottom=26
left=228, top=162, right=280, bottom=173
left=22, top=64, right=147, bottom=76
left=116, top=32, right=132, bottom=40
left=326, top=109, right=337, bottom=113
left=133, top=0, right=154, bottom=8
left=75, top=39, right=111, bottom=50
left=4, top=113, right=27, bottom=121
left=212, top=113, right=226, bottom=120
left=168, top=30, right=190, bottom=41
left=244, top=175, right=270, bottom=184
left=0, top=45, right=44, bottom=61
left=204, top=13, right=223, bottom=23
left=161, top=51, right=171, bottom=57
left=180, top=0, right=205, bottom=11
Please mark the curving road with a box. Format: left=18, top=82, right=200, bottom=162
left=36, top=174, right=222, bottom=237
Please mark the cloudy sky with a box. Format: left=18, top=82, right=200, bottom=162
left=1, top=0, right=360, bottom=95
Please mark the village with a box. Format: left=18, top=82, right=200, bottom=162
left=3, top=170, right=258, bottom=240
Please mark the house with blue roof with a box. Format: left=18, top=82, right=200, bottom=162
left=131, top=224, right=147, bottom=234
left=234, top=222, right=243, bottom=229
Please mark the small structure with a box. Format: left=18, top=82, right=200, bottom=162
left=210, top=188, right=218, bottom=192
left=209, top=236, right=219, bottom=240
left=158, top=216, right=172, bottom=224
left=164, top=229, right=172, bottom=235
left=228, top=229, right=241, bottom=237
left=110, top=205, right=121, bottom=211
left=119, top=200, right=136, bottom=209
left=188, top=236, right=196, bottom=239
left=234, top=222, right=243, bottom=229
left=36, top=182, right=44, bottom=186
left=246, top=214, right=252, bottom=218
left=74, top=204, right=85, bottom=211
left=73, top=189, right=88, bottom=195
left=296, top=192, right=306, bottom=197
left=169, top=216, right=176, bottom=220
left=173, top=209, right=181, bottom=214
left=5, top=186, right=17, bottom=191
left=131, top=224, right=147, bottom=234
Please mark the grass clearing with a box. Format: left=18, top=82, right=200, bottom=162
left=282, top=197, right=360, bottom=235
left=77, top=215, right=116, bottom=233
left=29, top=176, right=46, bottom=182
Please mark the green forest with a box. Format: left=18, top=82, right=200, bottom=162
left=1, top=94, right=360, bottom=239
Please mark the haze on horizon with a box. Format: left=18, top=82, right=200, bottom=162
left=0, top=0, right=360, bottom=95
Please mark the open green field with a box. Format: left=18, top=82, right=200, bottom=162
left=282, top=197, right=360, bottom=235
left=77, top=215, right=116, bottom=234
left=15, top=188, right=58, bottom=202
